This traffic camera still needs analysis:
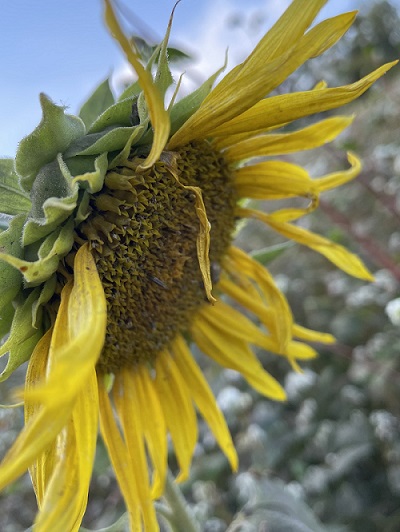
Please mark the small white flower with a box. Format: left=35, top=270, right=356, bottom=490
left=385, top=297, right=400, bottom=326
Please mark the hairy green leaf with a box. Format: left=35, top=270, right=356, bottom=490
left=16, top=94, right=85, bottom=191
left=0, top=159, right=31, bottom=215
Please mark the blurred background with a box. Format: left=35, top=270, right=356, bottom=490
left=1, top=1, right=400, bottom=530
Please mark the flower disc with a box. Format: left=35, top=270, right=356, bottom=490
left=77, top=141, right=236, bottom=372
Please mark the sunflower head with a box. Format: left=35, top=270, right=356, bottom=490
left=0, top=1, right=396, bottom=382
left=83, top=140, right=237, bottom=372
left=0, top=0, right=397, bottom=530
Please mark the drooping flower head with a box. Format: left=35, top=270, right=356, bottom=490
left=0, top=0, right=396, bottom=529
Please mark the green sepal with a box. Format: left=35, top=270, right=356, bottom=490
left=130, top=35, right=190, bottom=66
left=153, top=23, right=174, bottom=101
left=0, top=288, right=43, bottom=383
left=32, top=274, right=57, bottom=328
left=166, top=47, right=191, bottom=63
left=16, top=94, right=86, bottom=192
left=134, top=92, right=158, bottom=147
left=137, top=92, right=150, bottom=129
left=0, top=329, right=42, bottom=383
left=64, top=125, right=145, bottom=160
left=63, top=131, right=111, bottom=158
left=75, top=191, right=91, bottom=223
left=0, top=159, right=31, bottom=215
left=73, top=126, right=143, bottom=156
left=24, top=151, right=108, bottom=245
left=79, top=78, right=115, bottom=129
left=169, top=64, right=225, bottom=136
left=70, top=152, right=109, bottom=193
left=0, top=217, right=75, bottom=286
left=0, top=301, right=14, bottom=339
left=118, top=80, right=141, bottom=102
left=24, top=155, right=78, bottom=246
left=0, top=214, right=26, bottom=313
left=88, top=96, right=139, bottom=134
left=108, top=125, right=146, bottom=168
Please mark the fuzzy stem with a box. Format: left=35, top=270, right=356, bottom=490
left=79, top=512, right=129, bottom=532
left=161, top=471, right=201, bottom=532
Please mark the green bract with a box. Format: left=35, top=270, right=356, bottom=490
left=0, top=33, right=221, bottom=382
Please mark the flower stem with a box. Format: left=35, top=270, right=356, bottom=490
left=79, top=512, right=129, bottom=532
left=161, top=470, right=201, bottom=532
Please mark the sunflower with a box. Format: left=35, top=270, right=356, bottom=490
left=0, top=0, right=395, bottom=529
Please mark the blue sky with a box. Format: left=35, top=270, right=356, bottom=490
left=1, top=0, right=398, bottom=157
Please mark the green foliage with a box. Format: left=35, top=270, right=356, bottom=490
left=0, top=159, right=31, bottom=215
left=0, top=214, right=25, bottom=312
left=79, top=78, right=115, bottom=130
left=130, top=35, right=191, bottom=65
left=16, top=94, right=86, bottom=191
left=0, top=288, right=43, bottom=382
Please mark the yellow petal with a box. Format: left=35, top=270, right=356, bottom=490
left=0, top=245, right=105, bottom=503
left=224, top=246, right=293, bottom=351
left=168, top=159, right=214, bottom=302
left=24, top=329, right=51, bottom=422
left=286, top=341, right=318, bottom=361
left=293, top=324, right=335, bottom=344
left=239, top=0, right=328, bottom=66
left=34, top=370, right=98, bottom=532
left=206, top=1, right=330, bottom=101
left=218, top=275, right=275, bottom=332
left=209, top=62, right=397, bottom=138
left=210, top=7, right=349, bottom=105
left=217, top=276, right=323, bottom=363
left=171, top=334, right=238, bottom=471
left=154, top=353, right=198, bottom=482
left=224, top=116, right=353, bottom=161
left=0, top=287, right=75, bottom=490
left=133, top=365, right=167, bottom=499
left=239, top=207, right=374, bottom=281
left=71, top=370, right=99, bottom=522
left=113, top=369, right=159, bottom=530
left=33, top=426, right=79, bottom=532
left=104, top=0, right=170, bottom=169
left=47, top=281, right=73, bottom=373
left=25, top=330, right=55, bottom=507
left=316, top=152, right=361, bottom=191
left=198, top=298, right=278, bottom=351
left=192, top=318, right=286, bottom=401
left=26, top=244, right=107, bottom=403
left=186, top=185, right=214, bottom=303
left=235, top=153, right=360, bottom=223
left=213, top=0, right=327, bottom=100
left=169, top=11, right=356, bottom=147
left=98, top=377, right=141, bottom=529
left=235, top=160, right=317, bottom=200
